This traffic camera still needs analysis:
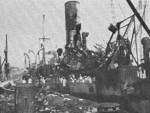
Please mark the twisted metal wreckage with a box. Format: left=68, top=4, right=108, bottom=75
left=1, top=0, right=150, bottom=113
left=33, top=0, right=150, bottom=113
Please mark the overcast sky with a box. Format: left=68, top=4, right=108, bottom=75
left=0, top=0, right=149, bottom=68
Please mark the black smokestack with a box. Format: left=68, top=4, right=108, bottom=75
left=65, top=1, right=80, bottom=46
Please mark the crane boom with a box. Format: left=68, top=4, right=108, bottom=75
left=126, top=0, right=150, bottom=37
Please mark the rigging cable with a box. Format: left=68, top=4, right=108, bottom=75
left=136, top=0, right=147, bottom=63
left=136, top=0, right=147, bottom=35
left=134, top=16, right=139, bottom=64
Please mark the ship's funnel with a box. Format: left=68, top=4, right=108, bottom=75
left=65, top=1, right=80, bottom=46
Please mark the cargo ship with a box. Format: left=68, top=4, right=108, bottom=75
left=22, top=0, right=150, bottom=113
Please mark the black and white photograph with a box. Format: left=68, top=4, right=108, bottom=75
left=0, top=0, right=149, bottom=113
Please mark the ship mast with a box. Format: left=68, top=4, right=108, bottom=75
left=4, top=34, right=9, bottom=80
left=39, top=14, right=50, bottom=64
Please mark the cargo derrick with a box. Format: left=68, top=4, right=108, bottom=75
left=95, top=1, right=150, bottom=113
left=122, top=1, right=150, bottom=113
left=127, top=0, right=150, bottom=78
left=95, top=14, right=139, bottom=99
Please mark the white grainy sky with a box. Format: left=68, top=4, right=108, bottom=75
left=0, top=0, right=149, bottom=68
